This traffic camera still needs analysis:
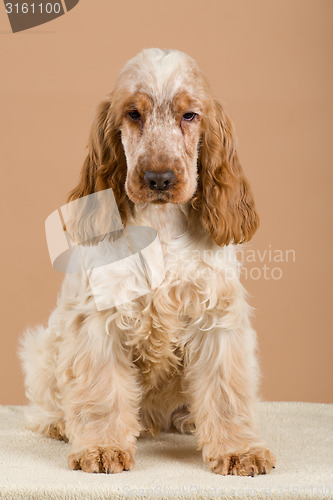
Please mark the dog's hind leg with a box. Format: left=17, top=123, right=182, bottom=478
left=17, top=325, right=66, bottom=439
left=170, top=404, right=195, bottom=434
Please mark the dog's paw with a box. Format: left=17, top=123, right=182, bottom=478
left=68, top=446, right=135, bottom=473
left=43, top=422, right=68, bottom=442
left=209, top=447, right=276, bottom=476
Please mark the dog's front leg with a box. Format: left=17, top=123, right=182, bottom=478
left=184, top=326, right=276, bottom=476
left=63, top=316, right=141, bottom=473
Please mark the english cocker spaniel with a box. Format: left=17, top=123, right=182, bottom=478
left=18, top=48, right=276, bottom=476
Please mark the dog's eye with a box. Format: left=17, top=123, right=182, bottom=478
left=128, top=110, right=141, bottom=121
left=182, top=112, right=197, bottom=121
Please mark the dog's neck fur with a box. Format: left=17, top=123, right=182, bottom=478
left=130, top=203, right=190, bottom=243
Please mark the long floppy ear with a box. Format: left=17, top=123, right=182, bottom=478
left=67, top=95, right=131, bottom=224
left=196, top=99, right=259, bottom=246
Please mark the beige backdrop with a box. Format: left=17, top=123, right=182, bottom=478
left=1, top=0, right=332, bottom=405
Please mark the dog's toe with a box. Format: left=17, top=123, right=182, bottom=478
left=68, top=446, right=135, bottom=473
left=209, top=447, right=276, bottom=476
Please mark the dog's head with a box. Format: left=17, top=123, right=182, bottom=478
left=68, top=48, right=259, bottom=246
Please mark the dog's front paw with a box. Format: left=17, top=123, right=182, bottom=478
left=208, top=447, right=276, bottom=476
left=68, top=446, right=135, bottom=473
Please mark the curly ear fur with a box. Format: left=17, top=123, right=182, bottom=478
left=67, top=95, right=132, bottom=224
left=194, top=99, right=259, bottom=246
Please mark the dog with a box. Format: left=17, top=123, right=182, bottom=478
left=18, top=48, right=276, bottom=476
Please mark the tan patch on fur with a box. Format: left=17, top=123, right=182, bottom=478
left=209, top=447, right=276, bottom=476
left=72, top=313, right=86, bottom=330
left=122, top=91, right=154, bottom=123
left=68, top=446, right=135, bottom=474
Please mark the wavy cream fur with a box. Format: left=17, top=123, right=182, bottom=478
left=18, top=49, right=275, bottom=476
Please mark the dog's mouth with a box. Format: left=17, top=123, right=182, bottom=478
left=151, top=199, right=168, bottom=204
left=144, top=186, right=194, bottom=205
left=147, top=191, right=172, bottom=204
left=127, top=188, right=189, bottom=205
left=126, top=171, right=196, bottom=205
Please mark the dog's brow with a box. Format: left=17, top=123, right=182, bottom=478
left=124, top=91, right=154, bottom=111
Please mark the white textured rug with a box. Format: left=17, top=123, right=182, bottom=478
left=0, top=402, right=332, bottom=499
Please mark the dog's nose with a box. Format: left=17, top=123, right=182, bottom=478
left=144, top=170, right=175, bottom=191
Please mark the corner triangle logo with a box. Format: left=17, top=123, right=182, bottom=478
left=3, top=0, right=80, bottom=33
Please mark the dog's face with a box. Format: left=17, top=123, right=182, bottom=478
left=69, top=49, right=259, bottom=246
left=114, top=51, right=207, bottom=205
left=121, top=89, right=204, bottom=205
